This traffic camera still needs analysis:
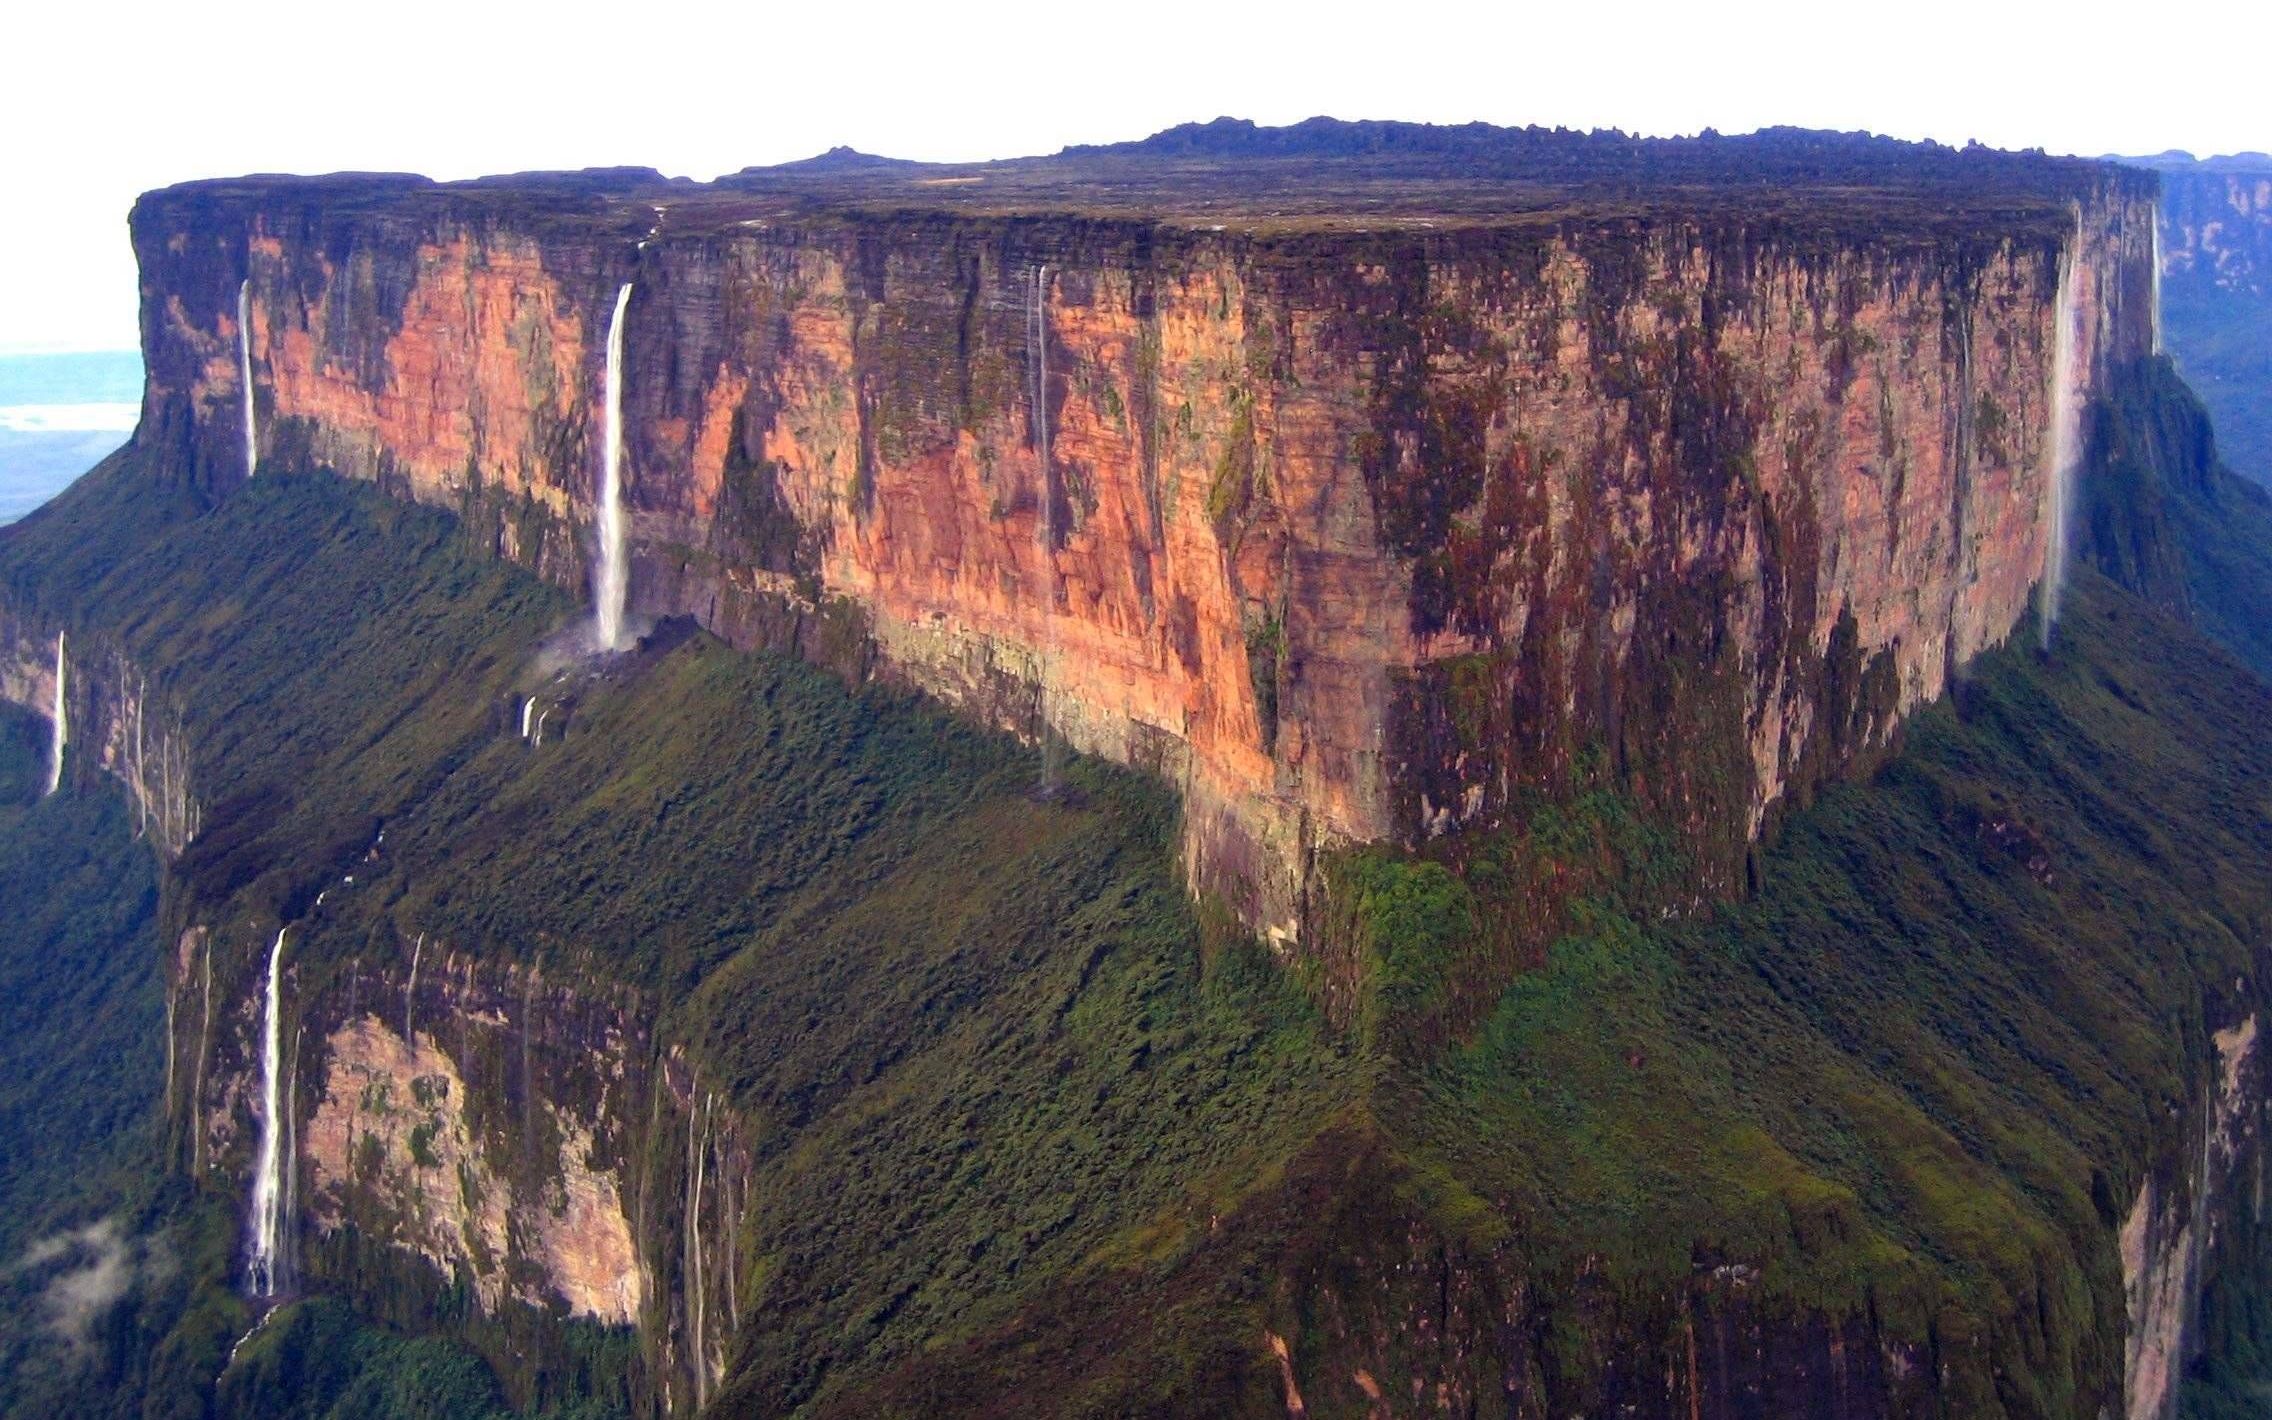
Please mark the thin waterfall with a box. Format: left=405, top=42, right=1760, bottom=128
left=2151, top=215, right=2165, bottom=356
left=519, top=697, right=535, bottom=741
left=2041, top=229, right=2083, bottom=650
left=404, top=932, right=424, bottom=1044
left=237, top=280, right=259, bottom=478
left=1030, top=263, right=1052, bottom=545
left=45, top=632, right=66, bottom=796
left=192, top=939, right=213, bottom=1172
left=283, top=1023, right=302, bottom=1290
left=594, top=283, right=635, bottom=652
left=686, top=1094, right=711, bottom=1409
left=1030, top=265, right=1064, bottom=797
left=246, top=927, right=289, bottom=1296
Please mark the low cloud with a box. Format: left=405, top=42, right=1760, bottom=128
left=10, top=1218, right=140, bottom=1351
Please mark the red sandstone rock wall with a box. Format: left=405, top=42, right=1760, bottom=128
left=128, top=178, right=2158, bottom=938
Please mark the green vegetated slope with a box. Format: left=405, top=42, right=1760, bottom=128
left=0, top=454, right=1357, bottom=1417
left=0, top=701, right=167, bottom=1418
left=815, top=567, right=2272, bottom=1419
left=2, top=354, right=2270, bottom=1418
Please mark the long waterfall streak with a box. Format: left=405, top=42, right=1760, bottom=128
left=163, top=990, right=176, bottom=1110
left=2151, top=216, right=2165, bottom=356
left=686, top=1092, right=711, bottom=1409
left=246, top=927, right=289, bottom=1296
left=284, top=1022, right=302, bottom=1288
left=237, top=279, right=259, bottom=478
left=1030, top=265, right=1066, bottom=796
left=193, top=937, right=213, bottom=1172
left=2041, top=223, right=2084, bottom=650
left=45, top=632, right=66, bottom=796
left=594, top=283, right=635, bottom=651
left=132, top=677, right=147, bottom=837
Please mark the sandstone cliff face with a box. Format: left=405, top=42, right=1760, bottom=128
left=0, top=612, right=201, bottom=853
left=2121, top=1014, right=2267, bottom=1420
left=129, top=170, right=2157, bottom=938
left=155, top=899, right=746, bottom=1411
left=299, top=982, right=641, bottom=1325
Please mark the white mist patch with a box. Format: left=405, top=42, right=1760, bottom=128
left=592, top=282, right=634, bottom=652
left=0, top=404, right=138, bottom=433
left=245, top=927, right=290, bottom=1296
left=9, top=1219, right=144, bottom=1351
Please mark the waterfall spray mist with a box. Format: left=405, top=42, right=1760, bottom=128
left=2041, top=233, right=2083, bottom=650
left=45, top=632, right=66, bottom=797
left=246, top=928, right=289, bottom=1296
left=237, top=280, right=259, bottom=478
left=594, top=282, right=635, bottom=652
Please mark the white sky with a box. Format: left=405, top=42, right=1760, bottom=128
left=7, top=0, right=2265, bottom=354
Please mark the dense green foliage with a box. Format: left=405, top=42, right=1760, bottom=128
left=214, top=1297, right=623, bottom=1420
left=837, top=585, right=2272, bottom=1420
left=1418, top=575, right=2268, bottom=1409
left=0, top=701, right=168, bottom=1418
left=1, top=332, right=2269, bottom=1416
left=0, top=704, right=161, bottom=1255
left=0, top=458, right=1359, bottom=1415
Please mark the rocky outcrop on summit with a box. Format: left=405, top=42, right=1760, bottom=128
left=129, top=131, right=2158, bottom=939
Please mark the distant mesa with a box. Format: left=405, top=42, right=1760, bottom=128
left=754, top=146, right=926, bottom=173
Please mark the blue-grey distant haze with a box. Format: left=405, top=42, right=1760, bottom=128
left=0, top=352, right=139, bottom=523
left=5, top=0, right=2267, bottom=359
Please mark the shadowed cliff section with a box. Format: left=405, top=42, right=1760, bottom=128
left=2075, top=355, right=2272, bottom=680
